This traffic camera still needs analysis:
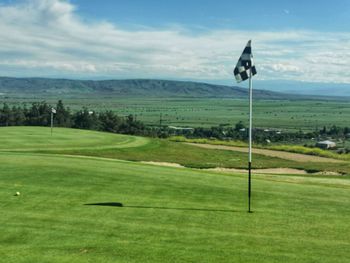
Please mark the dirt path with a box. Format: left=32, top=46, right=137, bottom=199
left=186, top=143, right=344, bottom=163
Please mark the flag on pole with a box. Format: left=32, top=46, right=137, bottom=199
left=51, top=108, right=56, bottom=114
left=234, top=40, right=257, bottom=83
left=233, top=40, right=257, bottom=213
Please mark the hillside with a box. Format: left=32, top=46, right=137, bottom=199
left=0, top=77, right=303, bottom=99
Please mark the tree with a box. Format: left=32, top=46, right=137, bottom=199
left=0, top=103, right=11, bottom=126
left=99, top=111, right=122, bottom=133
left=55, top=100, right=71, bottom=127
left=11, top=106, right=25, bottom=126
left=25, top=102, right=50, bottom=126
left=234, top=121, right=246, bottom=131
left=119, top=114, right=145, bottom=135
left=73, top=108, right=100, bottom=130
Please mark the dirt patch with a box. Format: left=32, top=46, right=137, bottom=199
left=141, top=160, right=342, bottom=175
left=141, top=161, right=184, bottom=168
left=186, top=143, right=344, bottom=163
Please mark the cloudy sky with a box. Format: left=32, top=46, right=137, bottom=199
left=0, top=0, right=350, bottom=86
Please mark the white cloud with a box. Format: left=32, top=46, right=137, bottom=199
left=0, top=0, right=349, bottom=84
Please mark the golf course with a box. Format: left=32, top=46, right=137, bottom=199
left=1, top=127, right=349, bottom=262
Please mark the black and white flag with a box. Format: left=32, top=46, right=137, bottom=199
left=234, top=40, right=257, bottom=83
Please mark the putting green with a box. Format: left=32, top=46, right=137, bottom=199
left=0, top=126, right=149, bottom=151
left=0, top=152, right=350, bottom=262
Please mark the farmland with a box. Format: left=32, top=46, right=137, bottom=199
left=4, top=96, right=350, bottom=131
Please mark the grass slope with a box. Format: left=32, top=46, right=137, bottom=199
left=1, top=127, right=350, bottom=175
left=0, top=126, right=148, bottom=151
left=1, top=152, right=350, bottom=262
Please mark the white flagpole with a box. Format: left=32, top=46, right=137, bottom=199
left=51, top=111, right=53, bottom=136
left=248, top=68, right=253, bottom=213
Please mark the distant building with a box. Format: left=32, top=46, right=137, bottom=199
left=316, top=140, right=336, bottom=149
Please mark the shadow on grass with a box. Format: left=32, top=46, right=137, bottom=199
left=85, top=202, right=123, bottom=207
left=84, top=202, right=237, bottom=213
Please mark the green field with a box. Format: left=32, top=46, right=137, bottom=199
left=1, top=127, right=350, bottom=262
left=5, top=97, right=350, bottom=130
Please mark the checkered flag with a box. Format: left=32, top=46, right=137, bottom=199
left=234, top=40, right=257, bottom=83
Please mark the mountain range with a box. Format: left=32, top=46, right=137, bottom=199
left=0, top=77, right=347, bottom=100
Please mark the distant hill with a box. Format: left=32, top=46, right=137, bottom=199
left=0, top=77, right=337, bottom=100
left=255, top=80, right=350, bottom=97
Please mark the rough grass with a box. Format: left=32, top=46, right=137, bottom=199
left=169, top=136, right=248, bottom=147
left=268, top=144, right=350, bottom=160
left=171, top=136, right=350, bottom=161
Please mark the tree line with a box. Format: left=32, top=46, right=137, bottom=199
left=0, top=101, right=151, bottom=136
left=1, top=101, right=349, bottom=145
left=169, top=121, right=350, bottom=145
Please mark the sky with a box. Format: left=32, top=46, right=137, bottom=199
left=0, top=0, right=350, bottom=86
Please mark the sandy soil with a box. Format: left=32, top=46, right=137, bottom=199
left=140, top=162, right=341, bottom=175
left=141, top=161, right=184, bottom=168
left=186, top=143, right=344, bottom=163
left=141, top=161, right=308, bottom=175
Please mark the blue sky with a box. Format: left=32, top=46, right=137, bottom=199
left=0, top=0, right=350, bottom=88
left=71, top=0, right=350, bottom=32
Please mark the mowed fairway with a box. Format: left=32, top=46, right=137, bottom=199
left=0, top=126, right=148, bottom=151
left=1, top=128, right=350, bottom=262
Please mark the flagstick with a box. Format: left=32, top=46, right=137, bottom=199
left=51, top=111, right=53, bottom=136
left=248, top=69, right=253, bottom=213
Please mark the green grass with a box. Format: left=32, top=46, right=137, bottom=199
left=1, top=127, right=350, bottom=262
left=0, top=126, right=149, bottom=151
left=58, top=139, right=350, bottom=175
left=1, top=127, right=350, bottom=174
left=1, top=151, right=350, bottom=262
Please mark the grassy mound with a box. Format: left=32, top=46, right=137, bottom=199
left=0, top=126, right=148, bottom=151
